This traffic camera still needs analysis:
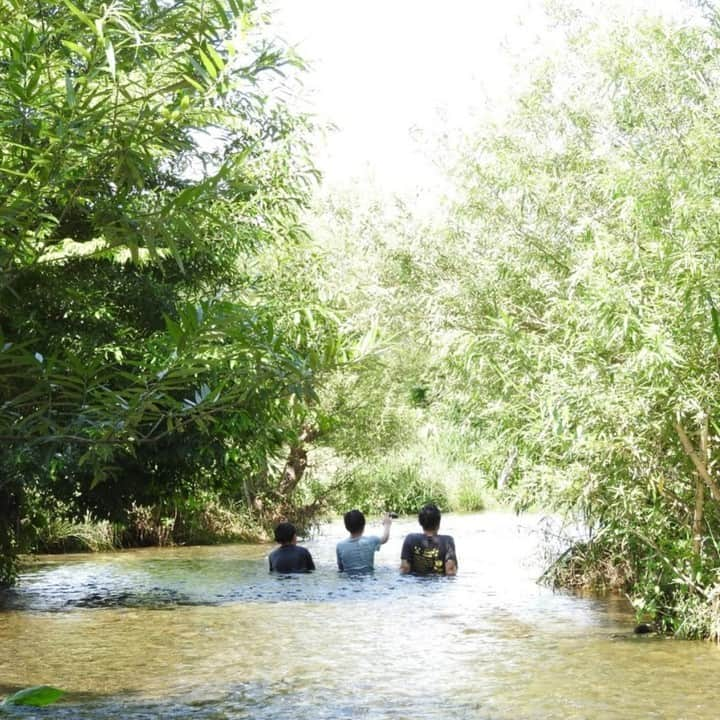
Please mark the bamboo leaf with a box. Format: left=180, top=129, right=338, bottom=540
left=104, top=40, right=116, bottom=79
left=65, top=75, right=76, bottom=107
left=198, top=48, right=217, bottom=79
left=173, top=184, right=205, bottom=208
left=0, top=166, right=33, bottom=179
left=61, top=39, right=92, bottom=62
left=206, top=45, right=225, bottom=73
left=60, top=0, right=96, bottom=32
left=708, top=294, right=720, bottom=346
left=181, top=74, right=205, bottom=92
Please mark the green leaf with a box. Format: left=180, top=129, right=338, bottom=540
left=708, top=295, right=720, bottom=347
left=0, top=166, right=33, bottom=179
left=60, top=0, right=96, bottom=32
left=173, top=184, right=205, bottom=208
left=181, top=74, right=205, bottom=92
left=163, top=314, right=184, bottom=345
left=3, top=686, right=66, bottom=707
left=207, top=0, right=232, bottom=28
left=65, top=75, right=76, bottom=107
left=206, top=45, right=226, bottom=74
left=104, top=40, right=116, bottom=79
left=25, top=67, right=43, bottom=97
left=61, top=39, right=92, bottom=62
left=198, top=49, right=217, bottom=79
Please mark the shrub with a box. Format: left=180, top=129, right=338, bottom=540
left=333, top=455, right=450, bottom=516
left=35, top=513, right=119, bottom=553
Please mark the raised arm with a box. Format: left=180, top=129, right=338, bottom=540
left=380, top=513, right=393, bottom=544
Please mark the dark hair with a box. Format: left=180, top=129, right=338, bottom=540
left=344, top=509, right=366, bottom=534
left=274, top=521, right=296, bottom=545
left=418, top=503, right=441, bottom=531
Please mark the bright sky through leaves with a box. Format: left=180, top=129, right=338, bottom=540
left=272, top=0, right=695, bottom=191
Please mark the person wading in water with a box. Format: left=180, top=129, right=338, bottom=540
left=268, top=522, right=315, bottom=573
left=336, top=509, right=393, bottom=572
left=400, top=504, right=457, bottom=576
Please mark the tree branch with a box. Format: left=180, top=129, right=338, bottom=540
left=675, top=420, right=720, bottom=503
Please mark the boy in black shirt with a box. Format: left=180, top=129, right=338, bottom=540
left=400, top=504, right=457, bottom=576
left=268, top=522, right=315, bottom=573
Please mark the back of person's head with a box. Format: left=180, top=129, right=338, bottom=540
left=418, top=503, right=441, bottom=531
left=344, top=509, right=366, bottom=534
left=274, top=521, right=296, bottom=545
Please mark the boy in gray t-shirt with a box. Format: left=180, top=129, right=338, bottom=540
left=336, top=510, right=393, bottom=572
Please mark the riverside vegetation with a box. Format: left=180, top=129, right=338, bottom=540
left=4, top=0, right=720, bottom=639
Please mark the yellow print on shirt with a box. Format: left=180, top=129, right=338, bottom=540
left=411, top=543, right=444, bottom=574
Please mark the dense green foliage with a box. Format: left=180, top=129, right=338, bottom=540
left=450, top=8, right=720, bottom=635
left=306, top=190, right=486, bottom=517
left=5, top=0, right=720, bottom=639
left=368, top=8, right=720, bottom=636
left=303, top=5, right=720, bottom=637
left=0, top=0, right=344, bottom=584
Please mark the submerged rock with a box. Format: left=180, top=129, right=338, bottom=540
left=633, top=623, right=656, bottom=634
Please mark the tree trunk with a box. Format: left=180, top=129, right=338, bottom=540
left=279, top=425, right=319, bottom=497
left=687, top=416, right=708, bottom=557
left=0, top=484, right=19, bottom=587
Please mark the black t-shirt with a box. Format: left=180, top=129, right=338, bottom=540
left=400, top=533, right=457, bottom=575
left=268, top=544, right=315, bottom=573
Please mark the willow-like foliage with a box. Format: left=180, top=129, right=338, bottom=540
left=431, top=8, right=720, bottom=634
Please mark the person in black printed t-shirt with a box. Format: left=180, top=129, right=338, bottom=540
left=268, top=522, right=315, bottom=573
left=400, top=504, right=457, bottom=576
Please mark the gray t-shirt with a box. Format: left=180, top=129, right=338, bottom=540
left=336, top=535, right=382, bottom=572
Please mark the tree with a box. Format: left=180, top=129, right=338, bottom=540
left=429, top=5, right=720, bottom=635
left=0, top=0, right=340, bottom=585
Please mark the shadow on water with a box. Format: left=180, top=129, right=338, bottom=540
left=0, top=560, right=458, bottom=612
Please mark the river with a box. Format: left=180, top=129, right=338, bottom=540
left=1, top=512, right=718, bottom=719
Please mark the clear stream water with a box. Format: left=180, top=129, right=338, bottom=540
left=1, top=512, right=719, bottom=719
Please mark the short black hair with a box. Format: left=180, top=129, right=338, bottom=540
left=418, top=503, right=441, bottom=531
left=274, top=521, right=296, bottom=544
left=344, top=509, right=366, bottom=534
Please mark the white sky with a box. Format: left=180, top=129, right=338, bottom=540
left=271, top=0, right=697, bottom=192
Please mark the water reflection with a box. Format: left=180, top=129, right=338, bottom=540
left=1, top=512, right=719, bottom=719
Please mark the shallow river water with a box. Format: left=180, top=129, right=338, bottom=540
left=1, top=512, right=719, bottom=719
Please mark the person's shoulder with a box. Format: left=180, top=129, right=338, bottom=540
left=363, top=535, right=381, bottom=545
left=300, top=545, right=314, bottom=557
left=401, top=532, right=422, bottom=548
left=268, top=546, right=280, bottom=567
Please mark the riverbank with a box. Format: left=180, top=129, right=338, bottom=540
left=27, top=499, right=269, bottom=556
